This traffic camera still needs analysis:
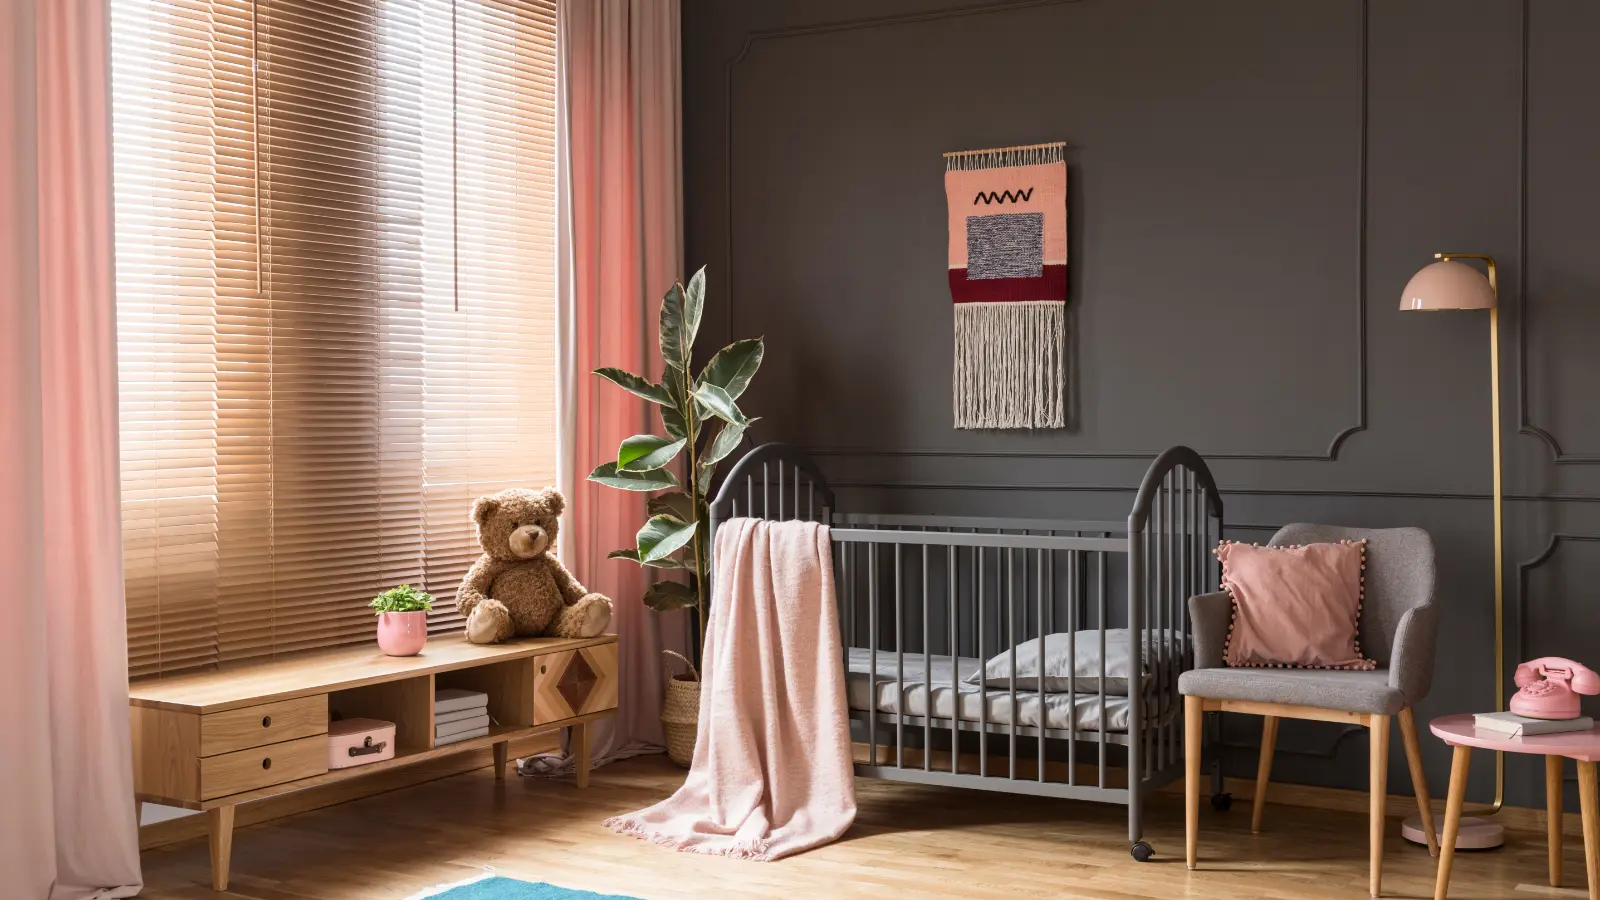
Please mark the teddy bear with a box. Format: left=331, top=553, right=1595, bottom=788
left=456, top=487, right=613, bottom=644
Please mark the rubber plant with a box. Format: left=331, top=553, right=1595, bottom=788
left=587, top=266, right=762, bottom=652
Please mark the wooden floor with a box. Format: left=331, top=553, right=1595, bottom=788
left=140, top=756, right=1585, bottom=899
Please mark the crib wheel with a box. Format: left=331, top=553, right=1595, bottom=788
left=1210, top=792, right=1233, bottom=812
left=1130, top=841, right=1154, bottom=862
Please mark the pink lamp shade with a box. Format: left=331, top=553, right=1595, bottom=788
left=1399, top=260, right=1496, bottom=311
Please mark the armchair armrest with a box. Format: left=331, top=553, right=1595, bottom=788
left=1388, top=603, right=1439, bottom=705
left=1188, top=591, right=1232, bottom=669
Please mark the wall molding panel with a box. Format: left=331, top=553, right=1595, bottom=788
left=1514, top=0, right=1600, bottom=464
left=720, top=0, right=1370, bottom=462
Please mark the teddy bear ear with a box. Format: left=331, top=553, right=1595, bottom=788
left=472, top=496, right=498, bottom=527
left=539, top=488, right=565, bottom=518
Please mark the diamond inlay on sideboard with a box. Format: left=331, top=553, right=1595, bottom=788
left=556, top=650, right=598, bottom=713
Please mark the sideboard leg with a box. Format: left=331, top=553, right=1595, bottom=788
left=493, top=740, right=509, bottom=781
left=573, top=722, right=590, bottom=789
left=207, top=804, right=236, bottom=892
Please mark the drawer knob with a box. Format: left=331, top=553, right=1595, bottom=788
left=261, top=757, right=272, bottom=770
left=262, top=715, right=272, bottom=728
left=540, top=664, right=547, bottom=674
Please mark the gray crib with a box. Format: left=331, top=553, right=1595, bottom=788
left=707, top=442, right=1224, bottom=861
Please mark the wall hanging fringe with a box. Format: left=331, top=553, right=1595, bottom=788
left=944, top=141, right=1068, bottom=429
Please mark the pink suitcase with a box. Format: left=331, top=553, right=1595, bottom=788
left=328, top=717, right=396, bottom=769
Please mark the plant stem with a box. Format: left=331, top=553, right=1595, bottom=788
left=680, top=342, right=708, bottom=657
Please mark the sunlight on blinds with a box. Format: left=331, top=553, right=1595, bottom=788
left=112, top=0, right=557, bottom=677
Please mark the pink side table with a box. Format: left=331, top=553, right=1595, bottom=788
left=1430, top=713, right=1600, bottom=900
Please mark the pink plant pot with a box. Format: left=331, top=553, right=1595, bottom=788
left=376, top=611, right=428, bottom=656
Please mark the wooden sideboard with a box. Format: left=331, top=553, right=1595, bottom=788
left=129, top=633, right=619, bottom=891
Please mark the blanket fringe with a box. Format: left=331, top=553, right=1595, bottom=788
left=953, top=300, right=1065, bottom=429
left=603, top=814, right=774, bottom=862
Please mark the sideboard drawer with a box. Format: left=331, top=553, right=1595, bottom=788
left=200, top=734, right=329, bottom=800
left=533, top=642, right=619, bottom=724
left=201, top=695, right=328, bottom=756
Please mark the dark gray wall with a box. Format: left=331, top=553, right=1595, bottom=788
left=683, top=0, right=1600, bottom=810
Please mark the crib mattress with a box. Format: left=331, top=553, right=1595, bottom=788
left=845, top=648, right=1175, bottom=735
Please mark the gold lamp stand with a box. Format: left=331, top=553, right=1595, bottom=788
left=1398, top=252, right=1506, bottom=850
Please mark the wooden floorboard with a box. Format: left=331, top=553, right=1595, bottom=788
left=139, top=755, right=1585, bottom=899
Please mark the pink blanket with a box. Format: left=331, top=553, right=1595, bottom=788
left=605, top=517, right=856, bottom=859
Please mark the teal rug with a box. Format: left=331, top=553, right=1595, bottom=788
left=406, top=876, right=642, bottom=900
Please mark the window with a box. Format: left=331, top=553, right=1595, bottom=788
left=112, top=0, right=557, bottom=677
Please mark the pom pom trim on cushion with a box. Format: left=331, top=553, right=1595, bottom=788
left=1216, top=538, right=1376, bottom=671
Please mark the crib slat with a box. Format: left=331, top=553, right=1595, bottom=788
left=1036, top=547, right=1045, bottom=783
left=869, top=543, right=878, bottom=761
left=950, top=541, right=959, bottom=776
left=978, top=543, right=987, bottom=778
left=1097, top=545, right=1107, bottom=788
left=1008, top=547, right=1017, bottom=780
left=1067, top=547, right=1077, bottom=785
left=922, top=544, right=931, bottom=772
left=895, top=543, right=903, bottom=770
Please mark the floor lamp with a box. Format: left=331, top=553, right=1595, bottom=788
left=1397, top=252, right=1506, bottom=850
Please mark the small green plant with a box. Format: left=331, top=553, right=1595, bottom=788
left=370, top=584, right=435, bottom=615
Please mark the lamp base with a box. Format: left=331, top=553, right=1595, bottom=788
left=1402, top=811, right=1504, bottom=850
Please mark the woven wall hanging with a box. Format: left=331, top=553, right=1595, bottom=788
left=945, top=141, right=1067, bottom=429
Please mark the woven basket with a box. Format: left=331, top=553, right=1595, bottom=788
left=661, top=650, right=701, bottom=768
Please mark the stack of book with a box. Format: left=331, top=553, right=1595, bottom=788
left=1474, top=711, right=1595, bottom=738
left=435, top=687, right=491, bottom=746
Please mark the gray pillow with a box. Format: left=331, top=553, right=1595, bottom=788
left=964, top=629, right=1188, bottom=695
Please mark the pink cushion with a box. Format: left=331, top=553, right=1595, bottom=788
left=1218, top=540, right=1376, bottom=671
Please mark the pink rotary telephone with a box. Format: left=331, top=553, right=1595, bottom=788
left=1511, top=657, right=1600, bottom=720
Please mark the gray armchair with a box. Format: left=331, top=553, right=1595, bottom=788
left=1178, top=525, right=1441, bottom=898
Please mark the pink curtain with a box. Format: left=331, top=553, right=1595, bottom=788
left=538, top=0, right=688, bottom=773
left=0, top=1, right=144, bottom=897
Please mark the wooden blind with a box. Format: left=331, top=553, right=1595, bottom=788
left=112, top=0, right=557, bottom=678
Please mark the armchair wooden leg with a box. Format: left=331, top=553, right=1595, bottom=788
left=1185, top=695, right=1203, bottom=870
left=1369, top=714, right=1391, bottom=898
left=1399, top=708, right=1439, bottom=856
left=1252, top=715, right=1278, bottom=834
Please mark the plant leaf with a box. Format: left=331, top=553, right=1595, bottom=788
left=696, top=462, right=715, bottom=496
left=658, top=282, right=689, bottom=371
left=637, top=514, right=698, bottom=562
left=593, top=367, right=671, bottom=406
left=696, top=337, right=764, bottom=400
left=647, top=491, right=695, bottom=522
left=682, top=266, right=706, bottom=354
left=617, top=434, right=686, bottom=472
left=642, top=579, right=696, bottom=612
left=587, top=461, right=679, bottom=492
left=701, top=418, right=754, bottom=468
left=693, top=382, right=748, bottom=425
left=608, top=548, right=685, bottom=569
left=660, top=403, right=688, bottom=440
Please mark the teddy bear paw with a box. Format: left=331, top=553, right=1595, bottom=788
left=465, top=598, right=513, bottom=644
left=553, top=593, right=612, bottom=638
left=576, top=593, right=613, bottom=637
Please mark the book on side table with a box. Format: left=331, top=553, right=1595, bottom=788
left=1474, top=711, right=1595, bottom=737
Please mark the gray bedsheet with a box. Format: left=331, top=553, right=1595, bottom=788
left=846, top=647, right=1176, bottom=734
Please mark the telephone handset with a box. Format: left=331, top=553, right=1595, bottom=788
left=1511, top=657, right=1600, bottom=720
